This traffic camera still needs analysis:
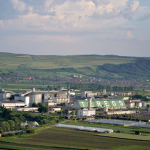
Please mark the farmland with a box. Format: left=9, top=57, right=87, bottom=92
left=1, top=127, right=149, bottom=150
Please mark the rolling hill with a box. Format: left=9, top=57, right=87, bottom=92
left=0, top=52, right=149, bottom=79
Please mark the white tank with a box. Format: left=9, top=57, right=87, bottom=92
left=29, top=94, right=42, bottom=106
left=103, top=89, right=106, bottom=95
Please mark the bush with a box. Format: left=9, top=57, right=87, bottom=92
left=135, top=131, right=141, bottom=135
left=117, top=130, right=121, bottom=133
left=26, top=129, right=35, bottom=134
left=0, top=129, right=3, bottom=133
left=32, top=102, right=38, bottom=107
left=116, top=130, right=125, bottom=133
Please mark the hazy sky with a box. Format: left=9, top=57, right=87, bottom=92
left=0, top=0, right=150, bottom=56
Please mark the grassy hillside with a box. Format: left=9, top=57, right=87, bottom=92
left=0, top=52, right=149, bottom=79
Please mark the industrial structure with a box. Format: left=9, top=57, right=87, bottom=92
left=0, top=88, right=70, bottom=110
left=0, top=89, right=15, bottom=101
left=14, top=88, right=70, bottom=107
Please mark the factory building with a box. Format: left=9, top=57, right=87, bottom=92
left=0, top=89, right=15, bottom=101
left=81, top=91, right=98, bottom=98
left=78, top=110, right=95, bottom=116
left=14, top=88, right=70, bottom=107
left=125, top=100, right=146, bottom=108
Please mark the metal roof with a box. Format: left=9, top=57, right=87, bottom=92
left=24, top=91, right=66, bottom=96
left=84, top=119, right=146, bottom=126
left=77, top=99, right=126, bottom=108
left=0, top=100, right=25, bottom=103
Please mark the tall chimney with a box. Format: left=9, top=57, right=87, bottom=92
left=88, top=97, right=92, bottom=110
left=32, top=88, right=35, bottom=92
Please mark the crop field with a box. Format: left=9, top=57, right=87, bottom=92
left=4, top=127, right=150, bottom=150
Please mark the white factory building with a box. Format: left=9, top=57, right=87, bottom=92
left=0, top=89, right=15, bottom=101
left=14, top=88, right=70, bottom=107
left=78, top=110, right=95, bottom=116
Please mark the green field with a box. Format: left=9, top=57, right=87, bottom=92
left=1, top=127, right=150, bottom=150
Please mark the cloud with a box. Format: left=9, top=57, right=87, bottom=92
left=121, top=0, right=139, bottom=20
left=0, top=0, right=148, bottom=43
left=138, top=13, right=150, bottom=21
left=118, top=26, right=138, bottom=30
left=0, top=20, right=4, bottom=26
left=11, top=0, right=26, bottom=12
left=95, top=30, right=134, bottom=40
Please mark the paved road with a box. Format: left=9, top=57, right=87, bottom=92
left=3, top=130, right=25, bottom=135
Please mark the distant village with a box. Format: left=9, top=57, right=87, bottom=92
left=0, top=75, right=150, bottom=88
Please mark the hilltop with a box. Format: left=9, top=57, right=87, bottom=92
left=0, top=52, right=150, bottom=79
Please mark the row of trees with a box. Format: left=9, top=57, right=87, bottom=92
left=68, top=84, right=135, bottom=92
left=132, top=94, right=148, bottom=101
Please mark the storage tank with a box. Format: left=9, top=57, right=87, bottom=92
left=32, top=88, right=35, bottom=92
left=142, top=102, right=147, bottom=107
left=103, top=106, right=108, bottom=112
left=103, top=89, right=106, bottom=95
left=29, top=94, right=42, bottom=106
left=136, top=102, right=142, bottom=108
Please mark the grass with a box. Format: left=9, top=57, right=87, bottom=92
left=0, top=82, right=48, bottom=89
left=1, top=127, right=150, bottom=150
left=0, top=52, right=137, bottom=77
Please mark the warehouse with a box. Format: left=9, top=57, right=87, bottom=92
left=72, top=99, right=126, bottom=109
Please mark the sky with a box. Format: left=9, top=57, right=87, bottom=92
left=0, top=0, right=150, bottom=57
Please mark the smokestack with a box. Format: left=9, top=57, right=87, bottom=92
left=88, top=97, right=92, bottom=110
left=32, top=88, right=35, bottom=92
